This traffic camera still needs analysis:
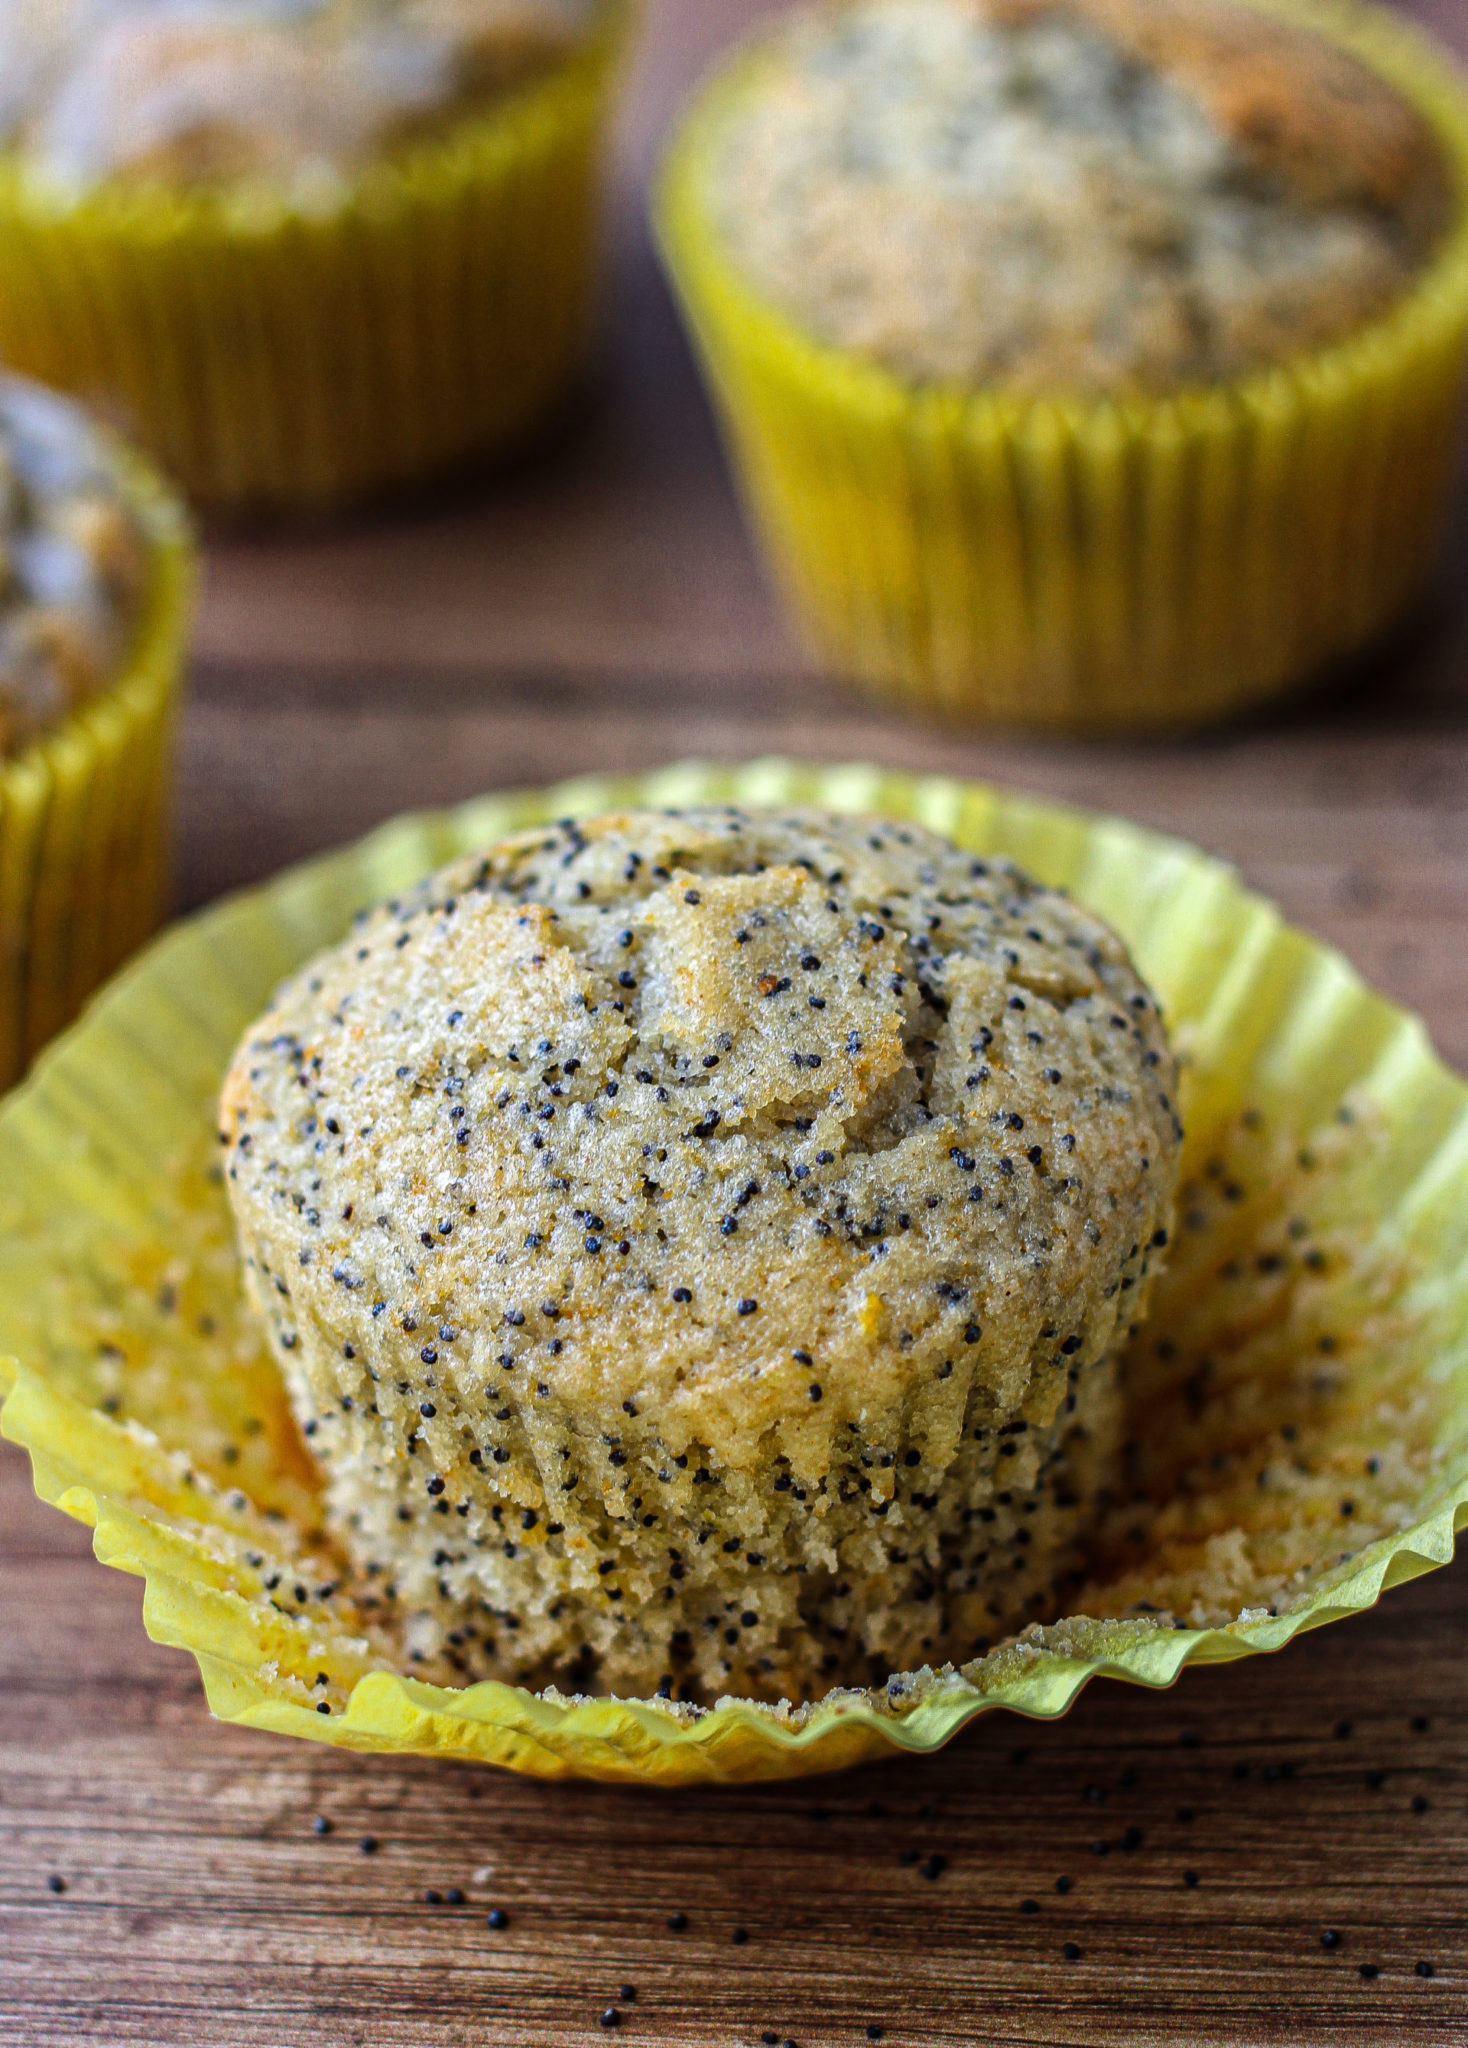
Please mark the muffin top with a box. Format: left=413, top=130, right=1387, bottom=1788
left=0, top=0, right=600, bottom=192
left=708, top=0, right=1453, bottom=393
left=220, top=806, right=1181, bottom=1481
left=0, top=379, right=148, bottom=760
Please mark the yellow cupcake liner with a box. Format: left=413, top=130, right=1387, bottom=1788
left=0, top=10, right=626, bottom=514
left=2, top=755, right=1468, bottom=1783
left=0, top=445, right=192, bottom=1094
left=656, top=0, right=1468, bottom=731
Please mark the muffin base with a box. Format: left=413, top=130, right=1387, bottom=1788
left=287, top=1273, right=1135, bottom=1702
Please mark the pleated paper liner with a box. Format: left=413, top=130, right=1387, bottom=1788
left=0, top=444, right=192, bottom=1096
left=0, top=8, right=626, bottom=515
left=2, top=758, right=1467, bottom=1784
left=655, top=0, right=1468, bottom=732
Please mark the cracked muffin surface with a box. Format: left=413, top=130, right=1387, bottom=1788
left=220, top=806, right=1181, bottom=1701
left=709, top=0, right=1452, bottom=394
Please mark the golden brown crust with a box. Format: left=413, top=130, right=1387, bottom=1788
left=3, top=0, right=600, bottom=191
left=994, top=0, right=1450, bottom=228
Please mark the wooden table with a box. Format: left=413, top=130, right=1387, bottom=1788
left=4, top=5, right=1468, bottom=2041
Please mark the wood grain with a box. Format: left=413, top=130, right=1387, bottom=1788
left=5, top=3, right=1468, bottom=2042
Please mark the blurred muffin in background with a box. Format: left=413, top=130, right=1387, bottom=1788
left=658, top=0, right=1468, bottom=730
left=0, top=0, right=626, bottom=511
left=0, top=381, right=148, bottom=757
left=715, top=0, right=1448, bottom=393
left=0, top=375, right=190, bottom=1090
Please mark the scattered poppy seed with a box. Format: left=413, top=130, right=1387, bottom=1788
left=487, top=1908, right=508, bottom=1929
left=45, top=1876, right=65, bottom=1895
left=1063, top=1942, right=1082, bottom=1961
left=1055, top=1877, right=1072, bottom=1895
left=1359, top=1965, right=1379, bottom=1982
left=732, top=1927, right=749, bottom=1946
left=311, top=1815, right=332, bottom=1836
left=667, top=1912, right=688, bottom=1931
left=1416, top=1961, right=1435, bottom=1979
left=600, top=2007, right=621, bottom=2028
left=1182, top=1870, right=1199, bottom=1888
left=359, top=1837, right=378, bottom=1855
left=1321, top=1929, right=1343, bottom=1951
left=445, top=1888, right=464, bottom=1906
left=1019, top=1899, right=1040, bottom=1915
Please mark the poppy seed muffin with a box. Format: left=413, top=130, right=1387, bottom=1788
left=0, top=0, right=624, bottom=514
left=220, top=807, right=1181, bottom=1701
left=709, top=0, right=1452, bottom=392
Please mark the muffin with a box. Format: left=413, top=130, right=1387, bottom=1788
left=713, top=0, right=1448, bottom=393
left=0, top=0, right=625, bottom=511
left=0, top=381, right=150, bottom=756
left=0, top=375, right=190, bottom=1091
left=219, top=804, right=1181, bottom=1702
left=657, top=0, right=1468, bottom=728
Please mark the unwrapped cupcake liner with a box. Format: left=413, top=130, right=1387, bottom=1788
left=0, top=447, right=192, bottom=1093
left=0, top=11, right=625, bottom=514
left=2, top=757, right=1468, bottom=1785
left=655, top=0, right=1468, bottom=731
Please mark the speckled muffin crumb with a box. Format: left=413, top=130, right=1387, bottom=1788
left=220, top=806, right=1181, bottom=1702
left=710, top=0, right=1452, bottom=393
